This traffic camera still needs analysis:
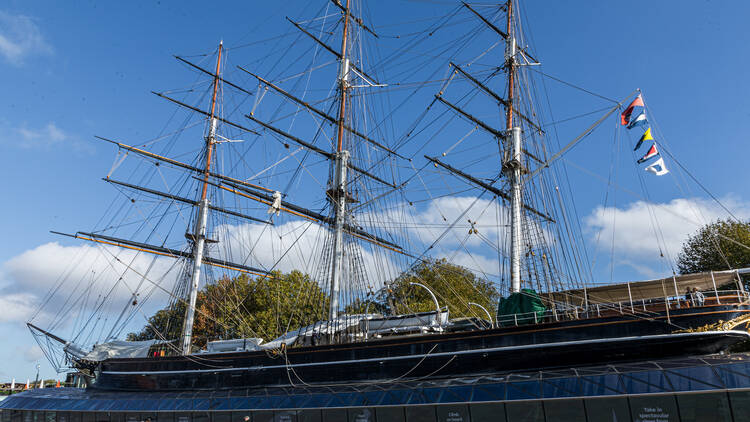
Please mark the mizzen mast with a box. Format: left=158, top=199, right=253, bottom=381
left=181, top=41, right=223, bottom=355
left=329, top=0, right=352, bottom=321
left=503, top=0, right=523, bottom=293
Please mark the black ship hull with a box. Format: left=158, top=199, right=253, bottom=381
left=90, top=303, right=750, bottom=391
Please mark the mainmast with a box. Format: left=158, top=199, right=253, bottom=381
left=329, top=0, right=353, bottom=321
left=181, top=42, right=223, bottom=354
left=503, top=0, right=523, bottom=293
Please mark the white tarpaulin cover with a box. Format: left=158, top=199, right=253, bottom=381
left=261, top=314, right=373, bottom=349
left=83, top=340, right=157, bottom=361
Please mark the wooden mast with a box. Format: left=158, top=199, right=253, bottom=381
left=181, top=42, right=223, bottom=355
left=329, top=0, right=352, bottom=322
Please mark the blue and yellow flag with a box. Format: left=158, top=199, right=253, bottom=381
left=634, top=127, right=653, bottom=151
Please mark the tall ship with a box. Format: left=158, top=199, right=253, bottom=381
left=19, top=0, right=750, bottom=394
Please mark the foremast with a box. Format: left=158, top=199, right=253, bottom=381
left=329, top=0, right=353, bottom=321
left=181, top=42, right=223, bottom=355
left=503, top=0, right=523, bottom=294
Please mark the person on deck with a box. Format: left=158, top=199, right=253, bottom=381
left=694, top=288, right=705, bottom=306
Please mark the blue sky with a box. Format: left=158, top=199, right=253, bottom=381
left=1, top=0, right=749, bottom=381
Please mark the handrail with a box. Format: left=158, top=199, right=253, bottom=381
left=495, top=290, right=749, bottom=327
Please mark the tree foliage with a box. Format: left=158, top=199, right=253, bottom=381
left=676, top=219, right=750, bottom=275
left=384, top=258, right=499, bottom=319
left=129, top=260, right=499, bottom=348
left=128, top=270, right=329, bottom=348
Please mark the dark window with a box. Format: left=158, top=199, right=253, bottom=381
left=405, top=406, right=435, bottom=422
left=231, top=413, right=250, bottom=422
left=584, top=397, right=630, bottom=422
left=44, top=413, right=55, bottom=422
left=543, top=399, right=585, bottom=421
left=375, top=407, right=404, bottom=422
left=124, top=415, right=139, bottom=422
left=296, top=410, right=321, bottom=422
left=93, top=414, right=109, bottom=422
left=252, top=412, right=272, bottom=422
left=212, top=413, right=231, bottom=422
left=155, top=414, right=172, bottom=422
left=629, top=395, right=679, bottom=422
left=469, top=403, right=505, bottom=422
left=23, top=412, right=32, bottom=422
left=56, top=414, right=68, bottom=422
left=677, top=392, right=732, bottom=422
left=348, top=408, right=374, bottom=422
left=10, top=411, right=22, bottom=422
left=274, top=411, right=296, bottom=422
left=435, top=405, right=470, bottom=422
left=505, top=401, right=544, bottom=422
left=191, top=414, right=208, bottom=422
left=0, top=410, right=8, bottom=422
left=34, top=413, right=45, bottom=422
left=320, top=409, right=346, bottom=422
left=730, top=391, right=750, bottom=422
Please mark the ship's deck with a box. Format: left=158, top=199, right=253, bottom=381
left=3, top=353, right=750, bottom=421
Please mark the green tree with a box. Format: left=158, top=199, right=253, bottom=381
left=128, top=270, right=329, bottom=348
left=384, top=258, right=499, bottom=319
left=676, top=219, right=750, bottom=275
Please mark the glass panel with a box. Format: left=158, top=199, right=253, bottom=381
left=375, top=407, right=404, bottom=422
left=56, top=414, right=68, bottom=422
left=231, top=413, right=250, bottom=422
left=10, top=411, right=22, bottom=422
left=319, top=409, right=346, bottom=422
left=435, top=405, right=469, bottom=422
left=156, top=414, right=172, bottom=422
left=213, top=413, right=231, bottom=422
left=296, top=410, right=321, bottom=422
left=252, top=412, right=273, bottom=422
left=45, top=413, right=56, bottom=422
left=273, top=411, right=296, bottom=422
left=504, top=401, right=543, bottom=422
left=191, top=414, right=208, bottom=422
left=125, top=415, right=139, bottom=422
left=93, top=414, right=110, bottom=422
left=34, top=413, right=45, bottom=422
left=175, top=414, right=190, bottom=422
left=469, top=403, right=505, bottom=422
left=348, top=409, right=374, bottom=422
left=0, top=411, right=8, bottom=422
left=405, top=406, right=435, bottom=422
left=730, top=391, right=750, bottom=421
left=23, top=412, right=32, bottom=422
left=543, top=399, right=585, bottom=421
left=677, top=392, right=731, bottom=422
left=584, top=397, right=631, bottom=422
left=629, top=395, right=679, bottom=422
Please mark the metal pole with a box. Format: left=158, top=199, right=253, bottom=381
left=410, top=282, right=442, bottom=329
left=503, top=0, right=523, bottom=294
left=469, top=302, right=494, bottom=328
left=627, top=282, right=633, bottom=313
left=182, top=42, right=222, bottom=355
left=710, top=271, right=720, bottom=304
left=328, top=0, right=352, bottom=322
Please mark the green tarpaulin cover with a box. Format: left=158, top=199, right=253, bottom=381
left=496, top=288, right=547, bottom=326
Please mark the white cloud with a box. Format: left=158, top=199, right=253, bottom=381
left=16, top=345, right=43, bottom=363
left=0, top=292, right=37, bottom=323
left=585, top=197, right=750, bottom=271
left=0, top=241, right=178, bottom=332
left=0, top=10, right=52, bottom=65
